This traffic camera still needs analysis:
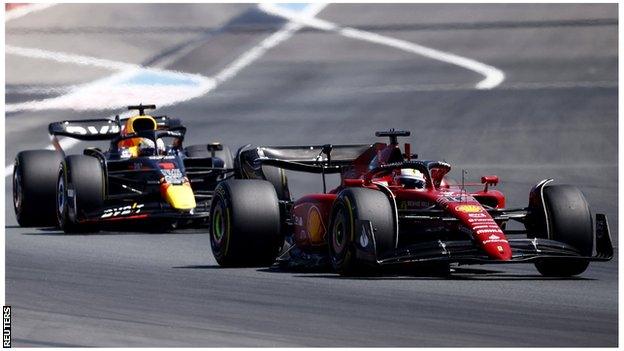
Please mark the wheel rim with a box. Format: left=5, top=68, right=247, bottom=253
left=57, top=173, right=66, bottom=221
left=332, top=208, right=347, bottom=253
left=212, top=203, right=226, bottom=244
left=12, top=166, right=22, bottom=212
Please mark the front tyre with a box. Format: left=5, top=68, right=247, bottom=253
left=328, top=188, right=395, bottom=276
left=210, top=180, right=282, bottom=267
left=57, top=155, right=104, bottom=233
left=531, top=185, right=593, bottom=277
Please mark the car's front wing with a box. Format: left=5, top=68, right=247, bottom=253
left=78, top=200, right=210, bottom=225
left=354, top=214, right=613, bottom=266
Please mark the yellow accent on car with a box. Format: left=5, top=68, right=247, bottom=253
left=124, top=115, right=157, bottom=134
left=163, top=183, right=196, bottom=210
left=119, top=115, right=159, bottom=157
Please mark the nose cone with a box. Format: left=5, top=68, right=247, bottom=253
left=450, top=203, right=512, bottom=261
left=482, top=239, right=512, bottom=261
left=161, top=182, right=196, bottom=210
left=442, top=199, right=513, bottom=261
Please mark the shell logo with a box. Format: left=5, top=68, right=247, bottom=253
left=307, top=206, right=325, bottom=243
left=455, top=204, right=482, bottom=213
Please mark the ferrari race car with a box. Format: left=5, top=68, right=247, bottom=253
left=209, top=129, right=613, bottom=277
left=13, top=104, right=233, bottom=233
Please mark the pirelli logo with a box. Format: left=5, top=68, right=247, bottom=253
left=3, top=306, right=10, bottom=348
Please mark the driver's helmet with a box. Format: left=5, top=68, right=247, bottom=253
left=396, top=168, right=426, bottom=189
left=137, top=138, right=166, bottom=156
left=118, top=115, right=160, bottom=157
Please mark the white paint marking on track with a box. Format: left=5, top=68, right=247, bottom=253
left=5, top=3, right=57, bottom=22
left=259, top=3, right=505, bottom=89
left=213, top=3, right=328, bottom=84
left=5, top=45, right=137, bottom=71
left=5, top=46, right=217, bottom=112
left=5, top=3, right=328, bottom=177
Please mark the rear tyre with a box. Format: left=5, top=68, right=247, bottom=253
left=262, top=165, right=290, bottom=201
left=209, top=180, right=282, bottom=267
left=57, top=155, right=105, bottom=233
left=13, top=150, right=64, bottom=227
left=531, top=185, right=592, bottom=277
left=328, top=188, right=395, bottom=276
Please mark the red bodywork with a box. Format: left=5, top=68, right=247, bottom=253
left=291, top=142, right=511, bottom=261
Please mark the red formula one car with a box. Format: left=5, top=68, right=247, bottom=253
left=209, top=130, right=613, bottom=276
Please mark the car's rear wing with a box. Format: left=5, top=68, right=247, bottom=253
left=48, top=114, right=183, bottom=152
left=237, top=144, right=373, bottom=176
left=49, top=118, right=122, bottom=141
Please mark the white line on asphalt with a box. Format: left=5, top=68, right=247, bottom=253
left=5, top=3, right=328, bottom=177
left=5, top=45, right=217, bottom=113
left=259, top=3, right=505, bottom=89
left=6, top=45, right=139, bottom=71
left=214, top=3, right=328, bottom=84
left=5, top=85, right=75, bottom=95
left=5, top=3, right=57, bottom=22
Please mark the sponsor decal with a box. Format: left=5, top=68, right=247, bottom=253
left=161, top=168, right=184, bottom=184
left=436, top=195, right=468, bottom=208
left=65, top=124, right=120, bottom=136
left=469, top=218, right=496, bottom=223
left=306, top=205, right=326, bottom=243
left=101, top=202, right=144, bottom=218
left=483, top=233, right=508, bottom=244
left=468, top=213, right=487, bottom=218
left=455, top=204, right=482, bottom=213
left=359, top=230, right=369, bottom=248
left=399, top=200, right=433, bottom=209
left=472, top=224, right=501, bottom=230
left=476, top=228, right=502, bottom=234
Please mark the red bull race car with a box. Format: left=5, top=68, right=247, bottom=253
left=12, top=104, right=233, bottom=233
left=209, top=130, right=613, bottom=277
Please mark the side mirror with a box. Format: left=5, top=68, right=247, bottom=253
left=481, top=175, right=499, bottom=191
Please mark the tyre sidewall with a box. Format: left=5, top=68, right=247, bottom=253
left=56, top=156, right=104, bottom=233
left=210, top=184, right=232, bottom=264
left=209, top=180, right=281, bottom=267
left=13, top=150, right=63, bottom=227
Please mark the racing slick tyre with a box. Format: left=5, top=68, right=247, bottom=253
left=262, top=165, right=290, bottom=201
left=329, top=188, right=394, bottom=276
left=210, top=179, right=282, bottom=267
left=531, top=185, right=593, bottom=277
left=185, top=144, right=233, bottom=169
left=13, top=150, right=64, bottom=227
left=56, top=155, right=105, bottom=233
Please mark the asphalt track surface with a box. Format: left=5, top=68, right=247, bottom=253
left=5, top=4, right=618, bottom=347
